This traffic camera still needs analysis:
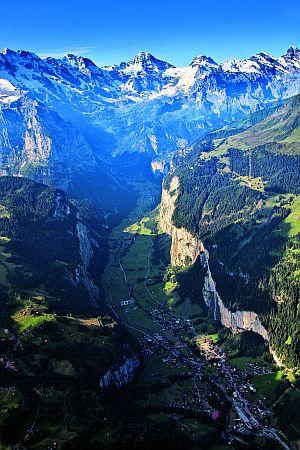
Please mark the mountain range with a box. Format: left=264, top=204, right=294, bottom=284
left=0, top=46, right=300, bottom=169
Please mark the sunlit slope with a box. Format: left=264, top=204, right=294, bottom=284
left=205, top=94, right=300, bottom=155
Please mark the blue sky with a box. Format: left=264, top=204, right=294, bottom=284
left=2, top=0, right=300, bottom=66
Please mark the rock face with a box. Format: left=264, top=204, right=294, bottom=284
left=99, top=357, right=140, bottom=389
left=159, top=176, right=204, bottom=266
left=48, top=190, right=100, bottom=306
left=0, top=96, right=96, bottom=188
left=75, top=220, right=100, bottom=306
left=202, top=250, right=269, bottom=341
left=151, top=159, right=166, bottom=174
left=269, top=348, right=284, bottom=367
left=0, top=176, right=100, bottom=308
left=160, top=176, right=269, bottom=342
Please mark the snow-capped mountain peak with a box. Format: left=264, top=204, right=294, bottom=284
left=63, top=53, right=97, bottom=69
left=220, top=47, right=300, bottom=74
left=130, top=51, right=154, bottom=63
left=286, top=45, right=300, bottom=57
left=190, top=54, right=219, bottom=69
left=61, top=53, right=101, bottom=77
left=249, top=51, right=278, bottom=67
left=2, top=48, right=40, bottom=62
left=2, top=47, right=13, bottom=55
left=125, top=51, right=174, bottom=73
left=0, top=45, right=300, bottom=159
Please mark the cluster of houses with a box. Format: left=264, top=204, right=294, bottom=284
left=150, top=307, right=190, bottom=334
left=0, top=356, right=17, bottom=371
left=199, top=339, right=275, bottom=431
left=197, top=337, right=226, bottom=361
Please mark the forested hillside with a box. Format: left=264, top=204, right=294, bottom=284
left=0, top=176, right=102, bottom=312
left=0, top=176, right=139, bottom=448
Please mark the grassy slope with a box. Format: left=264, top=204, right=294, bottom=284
left=212, top=94, right=300, bottom=154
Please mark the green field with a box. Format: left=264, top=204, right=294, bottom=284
left=228, top=356, right=268, bottom=370
left=250, top=371, right=283, bottom=405
left=280, top=195, right=300, bottom=236
left=196, top=333, right=219, bottom=346
left=12, top=299, right=55, bottom=333
left=125, top=215, right=156, bottom=235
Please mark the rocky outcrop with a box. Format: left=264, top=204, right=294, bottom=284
left=151, top=159, right=170, bottom=175
left=269, top=348, right=284, bottom=367
left=53, top=192, right=71, bottom=218
left=151, top=160, right=165, bottom=174
left=0, top=96, right=96, bottom=188
left=202, top=250, right=269, bottom=341
left=99, top=357, right=140, bottom=389
left=75, top=219, right=99, bottom=306
left=159, top=176, right=204, bottom=266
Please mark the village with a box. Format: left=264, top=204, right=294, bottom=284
left=113, top=288, right=281, bottom=440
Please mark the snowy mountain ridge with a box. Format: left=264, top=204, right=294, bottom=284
left=0, top=45, right=300, bottom=160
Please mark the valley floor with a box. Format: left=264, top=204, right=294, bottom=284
left=0, top=179, right=298, bottom=449
left=102, top=180, right=294, bottom=450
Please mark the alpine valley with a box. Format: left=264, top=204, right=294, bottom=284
left=0, top=45, right=300, bottom=450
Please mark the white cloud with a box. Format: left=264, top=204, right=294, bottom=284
left=39, top=46, right=95, bottom=59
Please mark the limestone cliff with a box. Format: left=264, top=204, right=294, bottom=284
left=159, top=176, right=204, bottom=266
left=202, top=250, right=269, bottom=341
left=0, top=96, right=97, bottom=188
left=159, top=176, right=269, bottom=343
left=75, top=219, right=100, bottom=306
left=99, top=357, right=140, bottom=389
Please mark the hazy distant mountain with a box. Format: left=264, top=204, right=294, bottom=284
left=0, top=46, right=300, bottom=164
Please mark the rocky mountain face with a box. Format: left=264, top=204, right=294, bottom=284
left=0, top=96, right=96, bottom=184
left=160, top=175, right=204, bottom=266
left=99, top=357, right=140, bottom=389
left=159, top=171, right=269, bottom=343
left=0, top=46, right=300, bottom=165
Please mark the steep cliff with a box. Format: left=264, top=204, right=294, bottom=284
left=0, top=96, right=96, bottom=187
left=75, top=219, right=100, bottom=306
left=0, top=176, right=101, bottom=310
left=99, top=357, right=140, bottom=389
left=159, top=176, right=269, bottom=343
left=159, top=176, right=204, bottom=266
left=202, top=250, right=269, bottom=341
